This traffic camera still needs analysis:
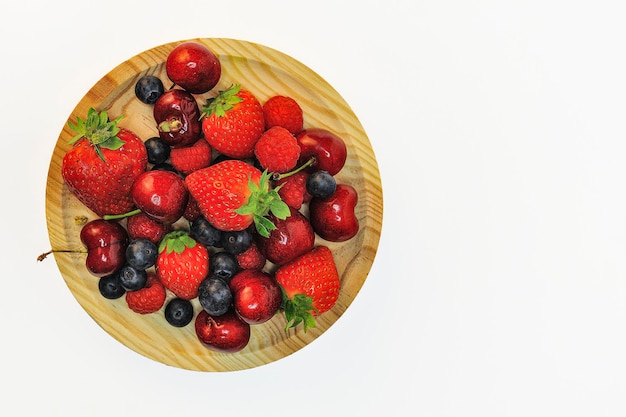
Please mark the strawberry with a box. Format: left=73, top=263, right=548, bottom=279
left=184, top=159, right=290, bottom=237
left=275, top=245, right=340, bottom=331
left=200, top=85, right=264, bottom=158
left=169, top=137, right=212, bottom=175
left=274, top=170, right=311, bottom=209
left=156, top=231, right=210, bottom=300
left=254, top=126, right=301, bottom=173
left=125, top=272, right=166, bottom=314
left=62, top=108, right=148, bottom=217
left=262, top=95, right=304, bottom=134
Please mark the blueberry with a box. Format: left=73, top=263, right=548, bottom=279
left=198, top=277, right=233, bottom=316
left=209, top=251, right=239, bottom=281
left=118, top=265, right=147, bottom=291
left=306, top=170, right=337, bottom=199
left=126, top=238, right=158, bottom=270
left=150, top=162, right=177, bottom=172
left=135, top=75, right=165, bottom=104
left=98, top=272, right=126, bottom=299
left=190, top=216, right=222, bottom=247
left=144, top=137, right=171, bottom=165
left=164, top=298, right=194, bottom=327
left=220, top=229, right=252, bottom=254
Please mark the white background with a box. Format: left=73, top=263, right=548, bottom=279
left=3, top=0, right=626, bottom=416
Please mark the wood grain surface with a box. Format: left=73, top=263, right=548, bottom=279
left=45, top=38, right=383, bottom=371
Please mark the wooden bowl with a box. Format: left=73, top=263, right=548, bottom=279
left=45, top=38, right=383, bottom=371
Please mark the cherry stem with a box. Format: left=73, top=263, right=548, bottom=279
left=272, top=157, right=316, bottom=181
left=37, top=249, right=87, bottom=262
left=103, top=208, right=141, bottom=221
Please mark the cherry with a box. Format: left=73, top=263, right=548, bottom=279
left=130, top=170, right=188, bottom=224
left=166, top=42, right=221, bottom=94
left=229, top=270, right=282, bottom=325
left=195, top=309, right=251, bottom=353
left=79, top=219, right=129, bottom=277
left=296, top=128, right=347, bottom=176
left=309, top=184, right=359, bottom=242
left=255, top=206, right=315, bottom=266
left=153, top=89, right=202, bottom=148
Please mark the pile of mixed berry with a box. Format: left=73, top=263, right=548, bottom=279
left=58, top=42, right=359, bottom=353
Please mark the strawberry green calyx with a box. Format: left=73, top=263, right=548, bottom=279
left=158, top=230, right=197, bottom=254
left=235, top=170, right=291, bottom=238
left=200, top=84, right=244, bottom=118
left=282, top=290, right=318, bottom=332
left=67, top=107, right=125, bottom=162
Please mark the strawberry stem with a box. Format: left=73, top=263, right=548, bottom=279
left=281, top=289, right=318, bottom=332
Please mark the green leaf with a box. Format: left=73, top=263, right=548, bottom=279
left=270, top=200, right=290, bottom=220
left=283, top=293, right=318, bottom=332
left=66, top=107, right=126, bottom=162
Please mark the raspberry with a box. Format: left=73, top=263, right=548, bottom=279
left=183, top=193, right=202, bottom=221
left=263, top=95, right=304, bottom=134
left=254, top=126, right=301, bottom=173
left=275, top=171, right=311, bottom=209
left=169, top=138, right=212, bottom=175
left=125, top=272, right=166, bottom=314
left=126, top=212, right=170, bottom=244
left=235, top=242, right=267, bottom=270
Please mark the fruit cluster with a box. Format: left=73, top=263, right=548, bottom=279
left=58, top=42, right=360, bottom=353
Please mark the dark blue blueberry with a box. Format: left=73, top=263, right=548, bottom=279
left=118, top=264, right=147, bottom=291
left=198, top=277, right=232, bottom=316
left=306, top=170, right=337, bottom=199
left=125, top=238, right=158, bottom=270
left=144, top=136, right=171, bottom=165
left=209, top=251, right=239, bottom=282
left=164, top=298, right=194, bottom=327
left=190, top=216, right=222, bottom=247
left=220, top=229, right=252, bottom=255
left=98, top=272, right=126, bottom=299
left=135, top=75, right=165, bottom=104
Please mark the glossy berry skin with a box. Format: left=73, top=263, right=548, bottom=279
left=198, top=276, right=233, bottom=316
left=166, top=42, right=221, bottom=94
left=135, top=75, right=165, bottom=104
left=306, top=170, right=336, bottom=199
left=125, top=238, right=158, bottom=270
left=190, top=216, right=222, bottom=247
left=131, top=170, right=188, bottom=224
left=154, top=89, right=202, bottom=148
left=164, top=298, right=194, bottom=327
left=118, top=264, right=148, bottom=291
left=98, top=272, right=126, bottom=299
left=195, top=309, right=250, bottom=353
left=80, top=219, right=129, bottom=277
left=309, top=184, right=359, bottom=242
left=255, top=207, right=315, bottom=266
left=296, top=128, right=347, bottom=176
left=220, top=229, right=253, bottom=255
left=209, top=251, right=239, bottom=281
left=229, top=270, right=282, bottom=324
left=144, top=136, right=171, bottom=165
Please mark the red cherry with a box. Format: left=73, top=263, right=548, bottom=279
left=229, top=270, right=282, bottom=324
left=153, top=89, right=202, bottom=148
left=166, top=42, right=221, bottom=94
left=255, top=207, right=315, bottom=266
left=309, top=184, right=359, bottom=242
left=296, top=128, right=347, bottom=176
left=195, top=309, right=251, bottom=353
left=131, top=170, right=188, bottom=224
left=79, top=219, right=128, bottom=277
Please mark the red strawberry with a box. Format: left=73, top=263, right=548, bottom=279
left=125, top=272, right=166, bottom=314
left=126, top=212, right=171, bottom=244
left=200, top=85, right=264, bottom=158
left=275, top=245, right=340, bottom=331
left=254, top=126, right=301, bottom=173
left=274, top=171, right=311, bottom=209
left=169, top=137, right=212, bottom=175
left=235, top=241, right=267, bottom=270
left=263, top=95, right=304, bottom=134
left=156, top=231, right=210, bottom=300
left=62, top=108, right=148, bottom=217
left=184, top=159, right=290, bottom=237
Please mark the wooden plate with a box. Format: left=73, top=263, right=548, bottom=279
left=45, top=38, right=383, bottom=371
